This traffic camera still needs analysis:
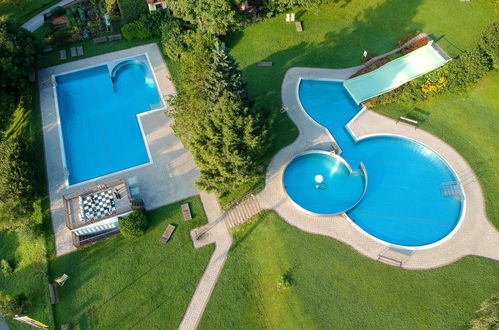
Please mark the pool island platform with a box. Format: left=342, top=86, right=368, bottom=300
left=38, top=44, right=200, bottom=256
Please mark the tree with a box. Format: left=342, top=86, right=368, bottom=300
left=119, top=211, right=148, bottom=238
left=0, top=138, right=35, bottom=230
left=0, top=138, right=35, bottom=206
left=167, top=0, right=238, bottom=35
left=479, top=20, right=499, bottom=68
left=265, top=0, right=329, bottom=13
left=117, top=0, right=148, bottom=23
left=168, top=35, right=267, bottom=194
left=0, top=18, right=37, bottom=95
left=469, top=295, right=499, bottom=330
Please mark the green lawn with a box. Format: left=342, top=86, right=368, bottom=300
left=50, top=196, right=214, bottom=329
left=375, top=69, right=499, bottom=229
left=221, top=0, right=499, bottom=216
left=0, top=0, right=59, bottom=23
left=0, top=84, right=55, bottom=329
left=200, top=211, right=499, bottom=329
left=0, top=229, right=54, bottom=329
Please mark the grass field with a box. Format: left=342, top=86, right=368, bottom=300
left=375, top=69, right=499, bottom=229
left=0, top=0, right=59, bottom=23
left=50, top=196, right=213, bottom=329
left=0, top=84, right=55, bottom=329
left=200, top=211, right=499, bottom=329
left=220, top=0, right=499, bottom=216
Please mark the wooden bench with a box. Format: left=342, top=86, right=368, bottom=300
left=159, top=224, right=176, bottom=243
left=295, top=21, right=303, bottom=32
left=48, top=283, right=59, bottom=304
left=396, top=116, right=418, bottom=129
left=107, top=34, right=122, bottom=41
left=181, top=203, right=192, bottom=221
left=257, top=61, right=273, bottom=67
left=93, top=36, right=107, bottom=44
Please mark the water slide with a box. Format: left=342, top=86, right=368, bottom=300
left=343, top=41, right=450, bottom=104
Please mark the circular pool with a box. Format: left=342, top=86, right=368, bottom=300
left=282, top=151, right=366, bottom=215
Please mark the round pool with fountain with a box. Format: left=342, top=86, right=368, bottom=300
left=283, top=151, right=366, bottom=215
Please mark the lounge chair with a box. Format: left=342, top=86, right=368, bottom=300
left=70, top=47, right=77, bottom=57
left=77, top=46, right=84, bottom=56
left=93, top=36, right=107, bottom=44
left=181, top=203, right=192, bottom=221
left=285, top=14, right=291, bottom=23
left=159, top=224, right=176, bottom=243
left=295, top=21, right=303, bottom=32
left=59, top=50, right=67, bottom=60
left=107, top=34, right=122, bottom=41
left=55, top=274, right=69, bottom=286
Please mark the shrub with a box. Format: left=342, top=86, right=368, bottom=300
left=0, top=292, right=27, bottom=318
left=161, top=20, right=185, bottom=60
left=121, top=20, right=149, bottom=40
left=117, top=0, right=148, bottom=24
left=51, top=28, right=72, bottom=46
left=469, top=295, right=499, bottom=330
left=105, top=0, right=118, bottom=14
left=446, top=47, right=491, bottom=89
left=0, top=138, right=35, bottom=206
left=0, top=259, right=13, bottom=276
left=479, top=20, right=499, bottom=68
left=121, top=12, right=169, bottom=40
left=276, top=269, right=294, bottom=290
left=119, top=211, right=148, bottom=238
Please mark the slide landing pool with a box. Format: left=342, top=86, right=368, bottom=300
left=282, top=80, right=463, bottom=248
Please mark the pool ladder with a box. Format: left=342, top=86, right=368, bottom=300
left=440, top=181, right=463, bottom=197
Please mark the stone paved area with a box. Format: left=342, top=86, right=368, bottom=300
left=38, top=44, right=199, bottom=256
left=257, top=66, right=499, bottom=270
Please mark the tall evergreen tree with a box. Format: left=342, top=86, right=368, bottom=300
left=168, top=33, right=267, bottom=194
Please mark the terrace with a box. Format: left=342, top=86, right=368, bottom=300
left=63, top=179, right=139, bottom=247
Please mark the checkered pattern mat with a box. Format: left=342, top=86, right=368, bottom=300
left=79, top=190, right=116, bottom=222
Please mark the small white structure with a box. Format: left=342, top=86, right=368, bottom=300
left=147, top=0, right=167, bottom=12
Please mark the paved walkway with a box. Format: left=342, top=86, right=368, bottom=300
left=179, top=193, right=232, bottom=330
left=22, top=0, right=74, bottom=32
left=256, top=66, right=499, bottom=270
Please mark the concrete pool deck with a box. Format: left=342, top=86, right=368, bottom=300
left=38, top=44, right=199, bottom=256
left=256, top=66, right=499, bottom=269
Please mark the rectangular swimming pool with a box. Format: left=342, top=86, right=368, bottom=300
left=54, top=55, right=162, bottom=185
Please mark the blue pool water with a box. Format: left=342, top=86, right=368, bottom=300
left=55, top=57, right=161, bottom=184
left=283, top=153, right=365, bottom=214
left=288, top=79, right=463, bottom=247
